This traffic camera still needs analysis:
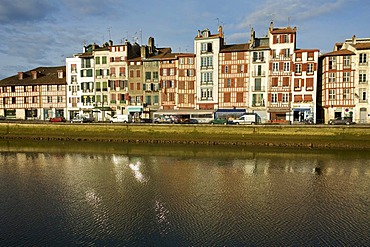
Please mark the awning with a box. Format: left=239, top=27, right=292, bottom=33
left=127, top=106, right=143, bottom=112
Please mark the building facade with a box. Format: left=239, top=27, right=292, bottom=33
left=320, top=36, right=370, bottom=123
left=0, top=67, right=66, bottom=120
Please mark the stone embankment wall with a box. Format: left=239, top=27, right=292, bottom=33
left=1, top=123, right=370, bottom=150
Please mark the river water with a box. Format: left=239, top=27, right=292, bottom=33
left=0, top=140, right=369, bottom=246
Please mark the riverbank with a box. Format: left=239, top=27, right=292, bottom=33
left=1, top=122, right=370, bottom=150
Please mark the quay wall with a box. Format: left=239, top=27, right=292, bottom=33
left=1, top=123, right=370, bottom=150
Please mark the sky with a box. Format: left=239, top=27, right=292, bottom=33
left=1, top=0, right=370, bottom=79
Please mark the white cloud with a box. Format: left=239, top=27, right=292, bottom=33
left=238, top=0, right=347, bottom=29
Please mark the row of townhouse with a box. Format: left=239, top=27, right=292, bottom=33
left=1, top=22, right=370, bottom=124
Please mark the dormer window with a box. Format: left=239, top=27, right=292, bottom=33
left=58, top=70, right=64, bottom=79
left=202, top=29, right=210, bottom=37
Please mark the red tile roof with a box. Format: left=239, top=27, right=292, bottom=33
left=353, top=43, right=370, bottom=50
left=0, top=66, right=66, bottom=86
left=270, top=26, right=296, bottom=34
left=320, top=49, right=355, bottom=57
left=220, top=43, right=249, bottom=52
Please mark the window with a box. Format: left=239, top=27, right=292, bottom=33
left=295, top=64, right=302, bottom=74
left=282, top=93, right=289, bottom=103
left=102, top=56, right=107, bottom=64
left=225, top=65, right=229, bottom=73
left=271, top=93, right=277, bottom=103
left=201, top=56, right=213, bottom=67
left=344, top=56, right=350, bottom=67
left=359, top=53, right=367, bottom=64
left=272, top=49, right=277, bottom=58
left=187, top=57, right=194, bottom=64
left=170, top=68, right=175, bottom=76
left=162, top=69, right=167, bottom=76
left=360, top=89, right=367, bottom=101
left=343, top=88, right=350, bottom=99
left=359, top=70, right=367, bottom=83
left=95, top=57, right=100, bottom=64
left=186, top=69, right=194, bottom=76
left=227, top=79, right=231, bottom=87
left=307, top=63, right=314, bottom=74
left=329, top=56, right=336, bottom=69
left=283, top=49, right=290, bottom=58
left=282, top=34, right=289, bottom=43
left=201, top=72, right=212, bottom=84
left=343, top=72, right=350, bottom=82
left=145, top=72, right=151, bottom=81
left=201, top=88, right=213, bottom=99
left=272, top=62, right=279, bottom=72
left=57, top=96, right=63, bottom=103
left=47, top=96, right=53, bottom=103
left=201, top=43, right=212, bottom=52
left=179, top=58, right=184, bottom=64
left=47, top=85, right=53, bottom=91
left=283, top=62, right=290, bottom=72
left=329, top=89, right=336, bottom=100
left=253, top=51, right=264, bottom=62
left=153, top=71, right=159, bottom=80
left=254, top=78, right=261, bottom=91
left=329, top=73, right=336, bottom=83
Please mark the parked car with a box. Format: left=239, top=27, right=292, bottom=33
left=209, top=118, right=228, bottom=125
left=328, top=117, right=355, bottom=125
left=153, top=116, right=174, bottom=124
left=110, top=114, right=130, bottom=123
left=139, top=118, right=153, bottom=123
left=232, top=114, right=257, bottom=125
left=179, top=118, right=199, bottom=124
left=70, top=115, right=94, bottom=123
left=49, top=116, right=66, bottom=122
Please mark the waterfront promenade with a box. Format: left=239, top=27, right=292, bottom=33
left=1, top=122, right=370, bottom=150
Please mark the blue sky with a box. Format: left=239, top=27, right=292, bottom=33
left=0, top=0, right=369, bottom=79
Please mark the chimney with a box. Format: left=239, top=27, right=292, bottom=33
left=31, top=71, right=37, bottom=80
left=197, top=30, right=201, bottom=37
left=18, top=72, right=23, bottom=80
left=352, top=35, right=357, bottom=45
left=218, top=25, right=223, bottom=38
left=141, top=45, right=147, bottom=58
left=250, top=28, right=255, bottom=47
left=148, top=37, right=155, bottom=54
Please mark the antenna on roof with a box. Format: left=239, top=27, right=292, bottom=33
left=108, top=27, right=112, bottom=40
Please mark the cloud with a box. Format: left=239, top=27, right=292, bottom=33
left=0, top=0, right=57, bottom=24
left=238, top=0, right=347, bottom=29
left=61, top=0, right=124, bottom=16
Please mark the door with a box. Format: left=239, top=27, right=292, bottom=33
left=360, top=108, right=367, bottom=123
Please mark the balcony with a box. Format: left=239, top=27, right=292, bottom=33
left=252, top=71, right=266, bottom=77
left=251, top=86, right=266, bottom=92
left=252, top=101, right=265, bottom=107
left=200, top=81, right=213, bottom=86
left=252, top=58, right=265, bottom=63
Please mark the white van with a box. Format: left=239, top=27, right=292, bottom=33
left=110, top=114, right=131, bottom=123
left=232, top=114, right=259, bottom=125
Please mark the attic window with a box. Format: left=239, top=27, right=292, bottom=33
left=58, top=71, right=64, bottom=78
left=202, top=29, right=210, bottom=38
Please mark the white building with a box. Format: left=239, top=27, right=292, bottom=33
left=194, top=27, right=224, bottom=110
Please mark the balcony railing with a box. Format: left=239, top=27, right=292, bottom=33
left=252, top=101, right=265, bottom=107
left=252, top=71, right=266, bottom=77
left=251, top=86, right=266, bottom=92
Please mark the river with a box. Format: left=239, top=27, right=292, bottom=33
left=0, top=140, right=369, bottom=246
